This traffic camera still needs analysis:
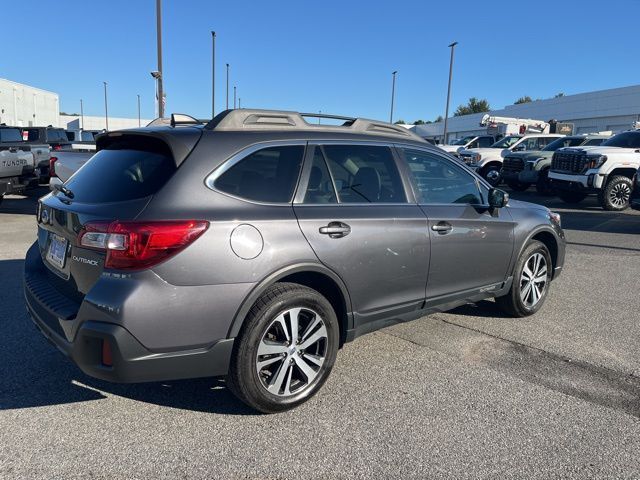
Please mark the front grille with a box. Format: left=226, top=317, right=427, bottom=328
left=502, top=156, right=524, bottom=174
left=551, top=150, right=588, bottom=174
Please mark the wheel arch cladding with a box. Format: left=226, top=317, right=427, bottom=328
left=226, top=264, right=352, bottom=346
left=609, top=169, right=637, bottom=180
left=530, top=230, right=558, bottom=272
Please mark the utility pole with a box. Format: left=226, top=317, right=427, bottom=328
left=443, top=41, right=458, bottom=145
left=390, top=71, right=397, bottom=123
left=156, top=0, right=164, bottom=118
left=103, top=82, right=109, bottom=131
left=234, top=86, right=237, bottom=109
left=137, top=94, right=141, bottom=127
left=211, top=31, right=216, bottom=117
left=226, top=63, right=230, bottom=110
left=80, top=99, right=84, bottom=129
left=238, top=98, right=241, bottom=109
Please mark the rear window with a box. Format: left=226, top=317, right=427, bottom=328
left=602, top=131, right=640, bottom=148
left=213, top=145, right=305, bottom=203
left=63, top=139, right=176, bottom=203
left=23, top=128, right=40, bottom=142
left=47, top=128, right=68, bottom=142
left=0, top=128, right=23, bottom=143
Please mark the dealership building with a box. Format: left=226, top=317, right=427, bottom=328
left=410, top=84, right=640, bottom=143
left=0, top=78, right=150, bottom=130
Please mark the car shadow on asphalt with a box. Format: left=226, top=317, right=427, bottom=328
left=0, top=258, right=255, bottom=416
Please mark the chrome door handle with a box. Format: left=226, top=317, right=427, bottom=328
left=319, top=222, right=351, bottom=238
left=431, top=222, right=453, bottom=234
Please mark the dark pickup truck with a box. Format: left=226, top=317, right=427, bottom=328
left=22, top=126, right=67, bottom=181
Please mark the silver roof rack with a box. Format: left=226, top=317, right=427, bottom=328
left=204, top=109, right=424, bottom=141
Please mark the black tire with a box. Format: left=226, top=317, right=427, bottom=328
left=506, top=181, right=529, bottom=192
left=496, top=240, right=553, bottom=318
left=481, top=165, right=501, bottom=187
left=535, top=168, right=554, bottom=196
left=227, top=282, right=339, bottom=413
left=557, top=190, right=587, bottom=204
left=598, top=175, right=633, bottom=211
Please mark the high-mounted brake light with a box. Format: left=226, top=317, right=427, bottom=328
left=78, top=220, right=209, bottom=270
left=49, top=156, right=58, bottom=177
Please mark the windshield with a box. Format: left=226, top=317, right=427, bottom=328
left=451, top=136, right=475, bottom=146
left=0, top=128, right=23, bottom=143
left=602, top=131, right=640, bottom=148
left=491, top=136, right=522, bottom=148
left=543, top=137, right=587, bottom=151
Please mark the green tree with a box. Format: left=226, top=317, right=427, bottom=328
left=434, top=115, right=443, bottom=122
left=394, top=119, right=406, bottom=125
left=554, top=92, right=564, bottom=98
left=454, top=98, right=490, bottom=117
left=514, top=96, right=533, bottom=104
left=413, top=119, right=426, bottom=125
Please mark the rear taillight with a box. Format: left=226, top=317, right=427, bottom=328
left=49, top=156, right=58, bottom=177
left=78, top=220, right=209, bottom=270
left=53, top=145, right=62, bottom=151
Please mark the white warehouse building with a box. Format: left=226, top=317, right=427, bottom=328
left=411, top=84, right=640, bottom=143
left=0, top=78, right=60, bottom=127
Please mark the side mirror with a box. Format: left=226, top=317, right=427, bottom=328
left=488, top=188, right=509, bottom=208
left=512, top=144, right=526, bottom=152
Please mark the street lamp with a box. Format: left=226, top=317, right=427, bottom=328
left=443, top=41, right=458, bottom=145
left=390, top=71, right=398, bottom=124
left=234, top=86, right=237, bottom=109
left=211, top=31, right=216, bottom=117
left=80, top=99, right=84, bottom=130
left=155, top=0, right=164, bottom=118
left=151, top=70, right=162, bottom=117
left=226, top=63, right=230, bottom=110
left=103, top=81, right=109, bottom=131
left=137, top=94, right=141, bottom=127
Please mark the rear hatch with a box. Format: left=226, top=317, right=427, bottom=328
left=36, top=131, right=201, bottom=301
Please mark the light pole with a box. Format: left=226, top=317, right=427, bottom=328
left=211, top=31, right=216, bottom=117
left=80, top=99, right=84, bottom=129
left=151, top=71, right=161, bottom=117
left=156, top=0, right=164, bottom=118
left=238, top=98, right=241, bottom=109
left=225, top=63, right=230, bottom=110
left=103, top=82, right=109, bottom=131
left=137, top=94, right=141, bottom=127
left=390, top=71, right=397, bottom=124
left=234, top=86, right=237, bottom=109
left=443, top=41, right=458, bottom=145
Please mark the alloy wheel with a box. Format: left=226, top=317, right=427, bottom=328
left=520, top=253, right=548, bottom=308
left=255, top=307, right=328, bottom=396
left=608, top=183, right=631, bottom=208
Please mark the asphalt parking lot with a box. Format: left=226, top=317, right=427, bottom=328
left=1, top=187, right=639, bottom=479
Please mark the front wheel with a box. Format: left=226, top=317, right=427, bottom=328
left=482, top=165, right=501, bottom=186
left=558, top=190, right=587, bottom=204
left=227, top=283, right=339, bottom=413
left=598, top=175, right=632, bottom=211
left=496, top=240, right=552, bottom=317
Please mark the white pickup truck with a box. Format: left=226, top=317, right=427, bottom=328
left=548, top=129, right=640, bottom=210
left=0, top=126, right=49, bottom=205
left=48, top=144, right=96, bottom=190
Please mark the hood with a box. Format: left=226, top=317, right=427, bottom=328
left=506, top=198, right=549, bottom=213
left=439, top=145, right=462, bottom=153
left=462, top=147, right=500, bottom=154
left=504, top=150, right=551, bottom=160
left=563, top=146, right=638, bottom=155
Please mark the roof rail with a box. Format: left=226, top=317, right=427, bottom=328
left=145, top=114, right=208, bottom=128
left=203, top=109, right=425, bottom=141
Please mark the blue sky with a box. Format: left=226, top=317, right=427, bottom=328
left=2, top=0, right=638, bottom=122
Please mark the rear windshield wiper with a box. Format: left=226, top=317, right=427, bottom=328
left=52, top=183, right=75, bottom=199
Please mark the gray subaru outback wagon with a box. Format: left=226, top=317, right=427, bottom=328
left=24, top=109, right=565, bottom=413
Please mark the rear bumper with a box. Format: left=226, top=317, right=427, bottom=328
left=23, top=242, right=235, bottom=383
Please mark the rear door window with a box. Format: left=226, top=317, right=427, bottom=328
left=213, top=145, right=305, bottom=203
left=321, top=144, right=406, bottom=203
left=63, top=139, right=176, bottom=203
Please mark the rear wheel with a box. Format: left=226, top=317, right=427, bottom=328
left=506, top=181, right=529, bottom=192
left=558, top=190, right=587, bottom=204
left=598, top=175, right=632, bottom=211
left=482, top=165, right=502, bottom=186
left=227, top=283, right=339, bottom=413
left=496, top=240, right=552, bottom=317
left=535, top=168, right=554, bottom=195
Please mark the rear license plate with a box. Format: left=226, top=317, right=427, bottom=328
left=46, top=234, right=68, bottom=269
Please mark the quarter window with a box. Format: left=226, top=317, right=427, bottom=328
left=303, top=148, right=337, bottom=204
left=321, top=144, right=406, bottom=203
left=214, top=145, right=305, bottom=203
left=402, top=149, right=482, bottom=204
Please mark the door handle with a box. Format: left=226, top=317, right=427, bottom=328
left=319, top=221, right=351, bottom=238
left=431, top=221, right=453, bottom=234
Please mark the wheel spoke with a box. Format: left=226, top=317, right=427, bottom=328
left=300, top=315, right=322, bottom=344
left=301, top=352, right=324, bottom=367
left=534, top=272, right=547, bottom=284
left=273, top=313, right=290, bottom=343
left=258, top=339, right=288, bottom=356
left=288, top=307, right=302, bottom=344
left=531, top=283, right=540, bottom=305
left=267, top=361, right=291, bottom=394
left=299, top=325, right=327, bottom=350
left=257, top=355, right=284, bottom=371
left=522, top=263, right=534, bottom=280
left=294, top=355, right=318, bottom=383
left=283, top=364, right=294, bottom=395
left=521, top=281, right=532, bottom=305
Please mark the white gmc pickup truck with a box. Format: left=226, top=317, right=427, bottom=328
left=548, top=130, right=640, bottom=211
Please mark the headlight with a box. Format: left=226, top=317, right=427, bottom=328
left=526, top=157, right=545, bottom=170
left=549, top=211, right=561, bottom=227
left=471, top=153, right=481, bottom=162
left=583, top=154, right=607, bottom=172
